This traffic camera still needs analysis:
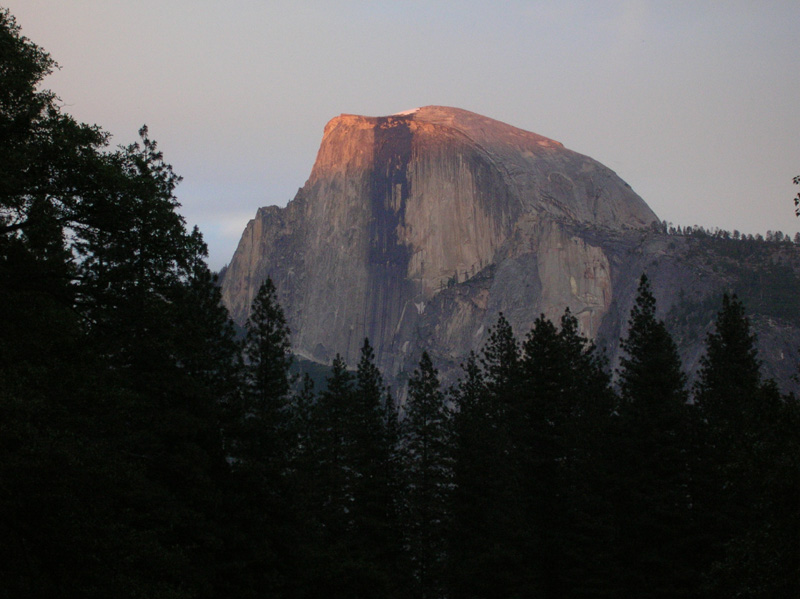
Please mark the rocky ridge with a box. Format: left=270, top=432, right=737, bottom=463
left=221, top=106, right=800, bottom=392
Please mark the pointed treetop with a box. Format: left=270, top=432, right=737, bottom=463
left=618, top=273, right=686, bottom=406
left=695, top=293, right=762, bottom=414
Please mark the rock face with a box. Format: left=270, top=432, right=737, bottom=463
left=221, top=107, right=655, bottom=369
left=221, top=106, right=800, bottom=392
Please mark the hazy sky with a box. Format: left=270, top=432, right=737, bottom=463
left=7, top=1, right=800, bottom=269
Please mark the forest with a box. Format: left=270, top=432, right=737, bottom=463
left=2, top=8, right=799, bottom=598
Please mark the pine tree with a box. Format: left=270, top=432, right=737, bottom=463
left=517, top=310, right=616, bottom=598
left=236, top=276, right=294, bottom=480
left=448, top=316, right=526, bottom=598
left=613, top=274, right=695, bottom=598
left=72, top=126, right=193, bottom=374
left=349, top=338, right=403, bottom=597
left=244, top=277, right=293, bottom=412
left=480, top=312, right=520, bottom=412
left=170, top=229, right=242, bottom=450
left=316, top=354, right=356, bottom=541
left=448, top=351, right=493, bottom=597
left=694, top=294, right=798, bottom=597
left=402, top=352, right=453, bottom=599
left=0, top=7, right=109, bottom=243
left=618, top=276, right=687, bottom=409
left=695, top=294, right=761, bottom=433
left=290, top=372, right=318, bottom=483
left=220, top=277, right=301, bottom=596
left=353, top=339, right=390, bottom=492
left=553, top=311, right=617, bottom=597
left=1, top=11, right=245, bottom=594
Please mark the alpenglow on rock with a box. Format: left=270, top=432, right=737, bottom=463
left=221, top=106, right=660, bottom=380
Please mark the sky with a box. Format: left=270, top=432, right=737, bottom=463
left=6, top=1, right=800, bottom=270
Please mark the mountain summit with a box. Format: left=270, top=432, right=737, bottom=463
left=310, top=105, right=657, bottom=231
left=220, top=106, right=799, bottom=389
left=221, top=106, right=659, bottom=375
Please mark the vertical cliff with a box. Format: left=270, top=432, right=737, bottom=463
left=220, top=106, right=665, bottom=380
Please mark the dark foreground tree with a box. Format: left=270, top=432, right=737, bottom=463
left=1, top=11, right=242, bottom=596
left=290, top=344, right=403, bottom=599
left=448, top=315, right=524, bottom=598
left=695, top=294, right=799, bottom=597
left=239, top=277, right=294, bottom=466
left=350, top=339, right=404, bottom=597
left=448, top=351, right=492, bottom=597
left=450, top=310, right=616, bottom=599
left=403, top=352, right=453, bottom=599
left=517, top=310, right=616, bottom=598
left=222, top=277, right=304, bottom=596
left=613, top=274, right=696, bottom=598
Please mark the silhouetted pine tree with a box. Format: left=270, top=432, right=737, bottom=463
left=402, top=352, right=453, bottom=599
left=232, top=277, right=295, bottom=485
left=613, top=274, right=696, bottom=598
left=518, top=310, right=616, bottom=598
left=309, top=354, right=359, bottom=595
left=696, top=294, right=762, bottom=430
left=1, top=11, right=245, bottom=593
left=694, top=294, right=799, bottom=597
left=448, top=351, right=492, bottom=598
left=221, top=277, right=300, bottom=595
left=350, top=338, right=404, bottom=597
left=449, top=314, right=526, bottom=598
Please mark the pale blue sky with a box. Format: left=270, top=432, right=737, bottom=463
left=6, top=1, right=800, bottom=269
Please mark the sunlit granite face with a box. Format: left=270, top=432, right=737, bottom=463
left=221, top=106, right=660, bottom=383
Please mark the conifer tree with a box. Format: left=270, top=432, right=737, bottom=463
left=345, top=338, right=402, bottom=595
left=171, top=230, right=242, bottom=445
left=618, top=275, right=687, bottom=409
left=448, top=351, right=492, bottom=597
left=73, top=126, right=193, bottom=375
left=613, top=274, right=695, bottom=598
left=480, top=312, right=520, bottom=412
left=288, top=370, right=317, bottom=487
left=694, top=294, right=796, bottom=597
left=555, top=311, right=617, bottom=598
left=235, top=277, right=294, bottom=472
left=244, top=278, right=293, bottom=405
left=1, top=11, right=245, bottom=594
left=517, top=310, right=616, bottom=598
left=402, top=352, right=452, bottom=599
left=222, top=277, right=299, bottom=596
left=316, top=354, right=356, bottom=539
left=449, top=316, right=525, bottom=598
left=695, top=294, right=762, bottom=432
left=353, top=338, right=390, bottom=492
